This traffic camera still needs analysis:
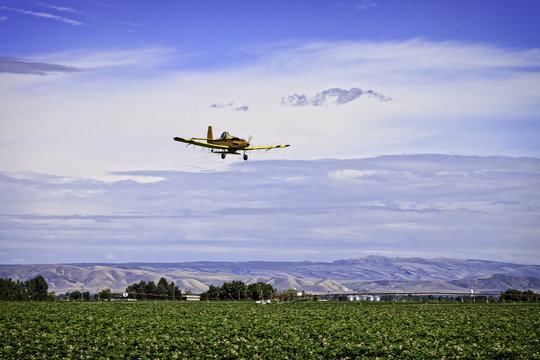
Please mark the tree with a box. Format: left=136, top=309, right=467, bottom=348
left=97, top=288, right=113, bottom=300
left=501, top=289, right=522, bottom=302
left=220, top=281, right=248, bottom=300
left=521, top=290, right=536, bottom=302
left=200, top=281, right=278, bottom=300
left=69, top=290, right=82, bottom=300
left=1, top=277, right=54, bottom=301
left=169, top=281, right=181, bottom=300
left=200, top=285, right=220, bottom=299
left=125, top=278, right=181, bottom=300
left=126, top=280, right=147, bottom=300
left=280, top=289, right=300, bottom=300
left=501, top=289, right=538, bottom=302
left=25, top=276, right=49, bottom=301
left=157, top=277, right=169, bottom=298
left=247, top=282, right=277, bottom=300
left=0, top=278, right=25, bottom=300
left=199, top=281, right=249, bottom=300
left=145, top=281, right=157, bottom=297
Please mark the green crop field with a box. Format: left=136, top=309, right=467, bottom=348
left=1, top=301, right=538, bottom=359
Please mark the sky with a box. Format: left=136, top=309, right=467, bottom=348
left=1, top=0, right=539, bottom=265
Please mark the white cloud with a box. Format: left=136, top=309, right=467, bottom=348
left=210, top=102, right=250, bottom=111
left=355, top=0, right=379, bottom=11
left=1, top=155, right=539, bottom=264
left=0, top=6, right=82, bottom=26
left=281, top=87, right=391, bottom=107
left=1, top=39, right=539, bottom=181
left=36, top=47, right=179, bottom=71
left=328, top=169, right=387, bottom=180
left=38, top=3, right=81, bottom=14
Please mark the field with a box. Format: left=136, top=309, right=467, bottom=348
left=1, top=301, right=538, bottom=359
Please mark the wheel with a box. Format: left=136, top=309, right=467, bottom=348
left=243, top=154, right=248, bottom=161
left=221, top=153, right=226, bottom=159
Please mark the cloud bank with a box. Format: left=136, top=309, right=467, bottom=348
left=1, top=0, right=539, bottom=277
left=1, top=39, right=538, bottom=180
left=1, top=155, right=538, bottom=265
left=1, top=39, right=539, bottom=266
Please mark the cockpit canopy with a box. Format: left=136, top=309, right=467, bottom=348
left=220, top=131, right=242, bottom=140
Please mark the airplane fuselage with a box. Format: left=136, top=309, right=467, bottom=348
left=208, top=138, right=249, bottom=150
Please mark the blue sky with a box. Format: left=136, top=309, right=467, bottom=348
left=1, top=1, right=539, bottom=265
left=2, top=1, right=539, bottom=54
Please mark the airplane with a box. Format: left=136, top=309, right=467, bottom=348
left=173, top=126, right=290, bottom=160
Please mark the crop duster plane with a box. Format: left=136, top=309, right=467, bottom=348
left=173, top=126, right=290, bottom=160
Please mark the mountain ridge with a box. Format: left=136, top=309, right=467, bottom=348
left=1, top=256, right=538, bottom=294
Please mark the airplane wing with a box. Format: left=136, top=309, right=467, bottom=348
left=173, top=137, right=229, bottom=149
left=243, top=144, right=290, bottom=151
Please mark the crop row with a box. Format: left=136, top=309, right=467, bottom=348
left=1, top=302, right=538, bottom=359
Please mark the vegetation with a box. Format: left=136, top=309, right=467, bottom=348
left=95, top=288, right=113, bottom=301
left=125, top=277, right=182, bottom=300
left=0, top=301, right=538, bottom=359
left=200, top=281, right=278, bottom=300
left=280, top=289, right=303, bottom=299
left=0, top=276, right=49, bottom=301
left=501, top=289, right=538, bottom=302
left=1, top=275, right=538, bottom=304
left=63, top=290, right=91, bottom=301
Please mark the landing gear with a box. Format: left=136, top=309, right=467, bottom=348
left=218, top=152, right=246, bottom=160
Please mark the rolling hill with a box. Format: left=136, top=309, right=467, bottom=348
left=1, top=256, right=538, bottom=294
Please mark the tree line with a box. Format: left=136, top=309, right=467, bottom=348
left=200, top=280, right=278, bottom=300
left=0, top=276, right=50, bottom=300
left=0, top=276, right=184, bottom=301
left=500, top=289, right=538, bottom=301
left=1, top=276, right=538, bottom=302
left=125, top=278, right=182, bottom=300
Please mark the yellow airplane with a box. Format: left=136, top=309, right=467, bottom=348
left=173, top=126, right=290, bottom=160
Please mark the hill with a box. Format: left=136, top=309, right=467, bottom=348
left=1, top=256, right=538, bottom=294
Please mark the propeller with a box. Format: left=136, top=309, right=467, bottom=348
left=247, top=134, right=253, bottom=146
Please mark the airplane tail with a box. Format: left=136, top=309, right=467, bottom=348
left=207, top=126, right=213, bottom=141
